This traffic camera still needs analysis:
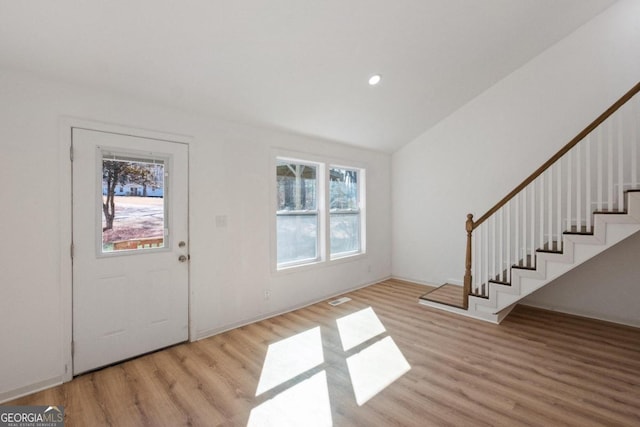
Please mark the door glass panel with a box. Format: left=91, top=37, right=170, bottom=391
left=101, top=153, right=166, bottom=253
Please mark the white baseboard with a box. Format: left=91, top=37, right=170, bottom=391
left=194, top=276, right=392, bottom=341
left=0, top=376, right=64, bottom=405
left=388, top=275, right=438, bottom=287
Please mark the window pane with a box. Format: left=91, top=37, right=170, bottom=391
left=277, top=214, right=318, bottom=265
left=276, top=160, right=319, bottom=266
left=330, top=213, right=360, bottom=254
left=329, top=168, right=358, bottom=210
left=102, top=156, right=165, bottom=253
left=330, top=167, right=360, bottom=256
left=277, top=162, right=317, bottom=211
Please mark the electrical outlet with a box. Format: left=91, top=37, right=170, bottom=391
left=264, top=289, right=271, bottom=300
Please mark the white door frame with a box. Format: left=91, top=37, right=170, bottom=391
left=58, top=117, right=193, bottom=382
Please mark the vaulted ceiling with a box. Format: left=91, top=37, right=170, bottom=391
left=0, top=0, right=617, bottom=152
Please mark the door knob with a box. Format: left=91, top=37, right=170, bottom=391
left=178, top=255, right=188, bottom=263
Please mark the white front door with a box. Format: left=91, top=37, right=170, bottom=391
left=71, top=128, right=189, bottom=375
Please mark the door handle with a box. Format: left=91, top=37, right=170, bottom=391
left=178, top=255, right=188, bottom=263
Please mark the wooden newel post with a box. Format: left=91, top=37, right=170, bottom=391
left=463, top=213, right=474, bottom=309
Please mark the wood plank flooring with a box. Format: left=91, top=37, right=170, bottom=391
left=7, top=279, right=640, bottom=426
left=419, top=283, right=465, bottom=308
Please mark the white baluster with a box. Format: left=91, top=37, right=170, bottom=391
left=530, top=183, right=535, bottom=265
left=483, top=222, right=489, bottom=296
left=586, top=135, right=592, bottom=231
left=632, top=95, right=638, bottom=185
left=491, top=215, right=496, bottom=282
left=618, top=113, right=624, bottom=210
left=608, top=119, right=614, bottom=209
left=498, top=208, right=503, bottom=281
left=548, top=167, right=553, bottom=250
left=597, top=127, right=603, bottom=211
left=576, top=143, right=582, bottom=230
left=540, top=172, right=545, bottom=249
left=567, top=153, right=573, bottom=232
left=557, top=160, right=562, bottom=249
left=478, top=228, right=482, bottom=295
left=515, top=192, right=520, bottom=267
left=522, top=186, right=527, bottom=266
left=506, top=200, right=511, bottom=283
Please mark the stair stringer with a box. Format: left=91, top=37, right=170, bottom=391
left=469, top=191, right=640, bottom=318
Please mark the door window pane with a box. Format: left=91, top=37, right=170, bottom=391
left=102, top=155, right=166, bottom=253
left=276, top=161, right=319, bottom=266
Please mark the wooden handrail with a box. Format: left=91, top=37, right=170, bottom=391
left=472, top=81, right=640, bottom=230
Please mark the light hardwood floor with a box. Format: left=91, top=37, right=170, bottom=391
left=7, top=279, right=640, bottom=426
left=419, top=283, right=465, bottom=308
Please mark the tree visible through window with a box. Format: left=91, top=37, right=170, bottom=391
left=102, top=154, right=165, bottom=253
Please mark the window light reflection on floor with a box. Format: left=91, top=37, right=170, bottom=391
left=336, top=307, right=386, bottom=351
left=346, top=336, right=411, bottom=406
left=255, top=326, right=324, bottom=396
left=336, top=307, right=411, bottom=406
left=250, top=306, right=411, bottom=424
left=248, top=370, right=332, bottom=427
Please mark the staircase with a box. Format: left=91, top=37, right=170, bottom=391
left=420, top=82, right=640, bottom=323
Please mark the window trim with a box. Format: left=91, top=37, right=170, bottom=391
left=271, top=149, right=366, bottom=273
left=328, top=165, right=364, bottom=260
left=275, top=157, right=324, bottom=269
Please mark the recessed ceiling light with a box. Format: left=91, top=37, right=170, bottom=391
left=368, top=74, right=381, bottom=86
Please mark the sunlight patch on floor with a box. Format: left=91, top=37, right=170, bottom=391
left=345, top=336, right=410, bottom=406
left=251, top=306, right=411, bottom=422
left=255, top=326, right=324, bottom=396
left=248, top=370, right=332, bottom=427
left=336, top=307, right=386, bottom=351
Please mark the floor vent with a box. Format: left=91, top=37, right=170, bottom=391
left=328, top=297, right=351, bottom=306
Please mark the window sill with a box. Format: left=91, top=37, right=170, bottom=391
left=273, top=252, right=366, bottom=276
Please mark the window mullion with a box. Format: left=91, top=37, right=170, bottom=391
left=321, top=162, right=330, bottom=262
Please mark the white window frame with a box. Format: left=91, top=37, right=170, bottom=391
left=275, top=157, right=324, bottom=269
left=328, top=164, right=364, bottom=260
left=271, top=149, right=366, bottom=273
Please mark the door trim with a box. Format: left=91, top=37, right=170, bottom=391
left=59, top=117, right=193, bottom=382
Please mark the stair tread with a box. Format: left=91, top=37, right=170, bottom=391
left=537, top=240, right=563, bottom=254
left=564, top=225, right=594, bottom=235
left=593, top=209, right=627, bottom=214
left=512, top=264, right=536, bottom=271
left=536, top=248, right=563, bottom=254
left=469, top=292, right=489, bottom=299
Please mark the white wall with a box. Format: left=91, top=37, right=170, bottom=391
left=523, top=231, right=640, bottom=328
left=0, top=68, right=391, bottom=401
left=392, top=0, right=640, bottom=288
